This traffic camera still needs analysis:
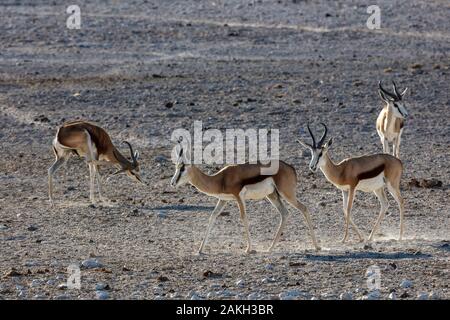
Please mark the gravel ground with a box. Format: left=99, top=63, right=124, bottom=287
left=0, top=0, right=449, bottom=300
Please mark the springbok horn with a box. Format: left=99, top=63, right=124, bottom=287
left=378, top=81, right=397, bottom=101
left=318, top=123, right=328, bottom=147
left=392, top=81, right=402, bottom=100
left=307, top=123, right=316, bottom=148
left=122, top=141, right=137, bottom=168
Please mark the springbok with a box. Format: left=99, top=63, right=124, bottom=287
left=48, top=120, right=143, bottom=206
left=170, top=142, right=320, bottom=254
left=377, top=81, right=409, bottom=158
left=298, top=123, right=405, bottom=243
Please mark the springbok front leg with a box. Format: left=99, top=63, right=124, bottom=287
left=341, top=187, right=356, bottom=243
left=85, top=131, right=98, bottom=204
left=48, top=154, right=69, bottom=206
left=342, top=190, right=365, bottom=242
left=198, top=199, right=226, bottom=254
left=382, top=138, right=390, bottom=154
left=236, top=196, right=253, bottom=253
left=266, top=191, right=289, bottom=252
left=368, top=188, right=389, bottom=241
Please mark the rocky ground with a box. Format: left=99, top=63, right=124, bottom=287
left=0, top=0, right=449, bottom=300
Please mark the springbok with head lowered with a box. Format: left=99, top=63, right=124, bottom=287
left=170, top=142, right=320, bottom=254
left=298, top=123, right=405, bottom=243
left=377, top=81, right=409, bottom=158
left=48, top=120, right=143, bottom=206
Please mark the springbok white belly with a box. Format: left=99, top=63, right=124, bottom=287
left=333, top=173, right=385, bottom=193
left=239, top=177, right=276, bottom=200
left=356, top=173, right=385, bottom=192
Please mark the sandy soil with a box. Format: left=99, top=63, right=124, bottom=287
left=0, top=0, right=449, bottom=300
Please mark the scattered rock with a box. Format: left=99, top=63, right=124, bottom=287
left=165, top=102, right=174, bottom=108
left=30, top=279, right=42, bottom=288
left=203, top=270, right=222, bottom=279
left=388, top=292, right=396, bottom=300
left=34, top=294, right=47, bottom=300
left=261, top=277, right=276, bottom=284
left=366, top=290, right=380, bottom=300
left=46, top=279, right=57, bottom=286
left=95, top=283, right=110, bottom=290
left=4, top=268, right=22, bottom=277
left=265, top=263, right=275, bottom=271
left=27, top=225, right=38, bottom=231
left=417, top=292, right=428, bottom=300
left=408, top=178, right=442, bottom=189
left=400, top=279, right=413, bottom=288
left=54, top=294, right=71, bottom=300
left=399, top=291, right=409, bottom=298
left=58, top=283, right=68, bottom=290
left=81, top=258, right=103, bottom=269
left=339, top=292, right=353, bottom=300
left=279, top=289, right=309, bottom=300
left=157, top=275, right=169, bottom=282
left=235, top=280, right=245, bottom=288
left=410, top=63, right=423, bottom=69
left=96, top=290, right=110, bottom=300
left=383, top=67, right=393, bottom=73
left=157, top=211, right=167, bottom=218
left=0, top=224, right=8, bottom=230
left=429, top=292, right=440, bottom=300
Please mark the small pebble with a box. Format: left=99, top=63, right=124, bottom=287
left=388, top=292, right=396, bottom=300
left=96, top=290, right=110, bottom=300
left=417, top=292, right=428, bottom=300
left=339, top=292, right=353, bottom=300
left=400, top=279, right=413, bottom=288
left=236, top=279, right=245, bottom=288
left=81, top=258, right=103, bottom=269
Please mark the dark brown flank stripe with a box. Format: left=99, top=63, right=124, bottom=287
left=240, top=175, right=273, bottom=188
left=357, top=164, right=385, bottom=180
left=400, top=121, right=404, bottom=129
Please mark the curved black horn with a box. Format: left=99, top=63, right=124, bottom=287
left=318, top=123, right=328, bottom=147
left=392, top=81, right=401, bottom=100
left=378, top=81, right=396, bottom=100
left=122, top=141, right=137, bottom=168
left=307, top=123, right=316, bottom=148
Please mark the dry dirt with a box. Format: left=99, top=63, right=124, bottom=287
left=0, top=0, right=449, bottom=300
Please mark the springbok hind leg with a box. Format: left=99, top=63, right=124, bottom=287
left=387, top=183, right=405, bottom=240
left=282, top=193, right=320, bottom=251
left=266, top=192, right=289, bottom=252
left=368, top=188, right=389, bottom=241
left=236, top=196, right=253, bottom=254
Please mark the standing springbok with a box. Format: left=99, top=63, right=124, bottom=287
left=298, top=123, right=405, bottom=243
left=170, top=143, right=320, bottom=254
left=377, top=81, right=409, bottom=158
left=48, top=120, right=143, bottom=206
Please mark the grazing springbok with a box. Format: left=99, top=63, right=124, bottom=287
left=298, top=123, right=405, bottom=243
left=377, top=81, right=409, bottom=158
left=48, top=120, right=143, bottom=206
left=170, top=143, right=320, bottom=254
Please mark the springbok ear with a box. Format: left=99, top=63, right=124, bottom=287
left=324, top=137, right=333, bottom=149
left=134, top=150, right=140, bottom=160
left=378, top=90, right=389, bottom=103
left=297, top=139, right=311, bottom=149
left=401, top=87, right=408, bottom=97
